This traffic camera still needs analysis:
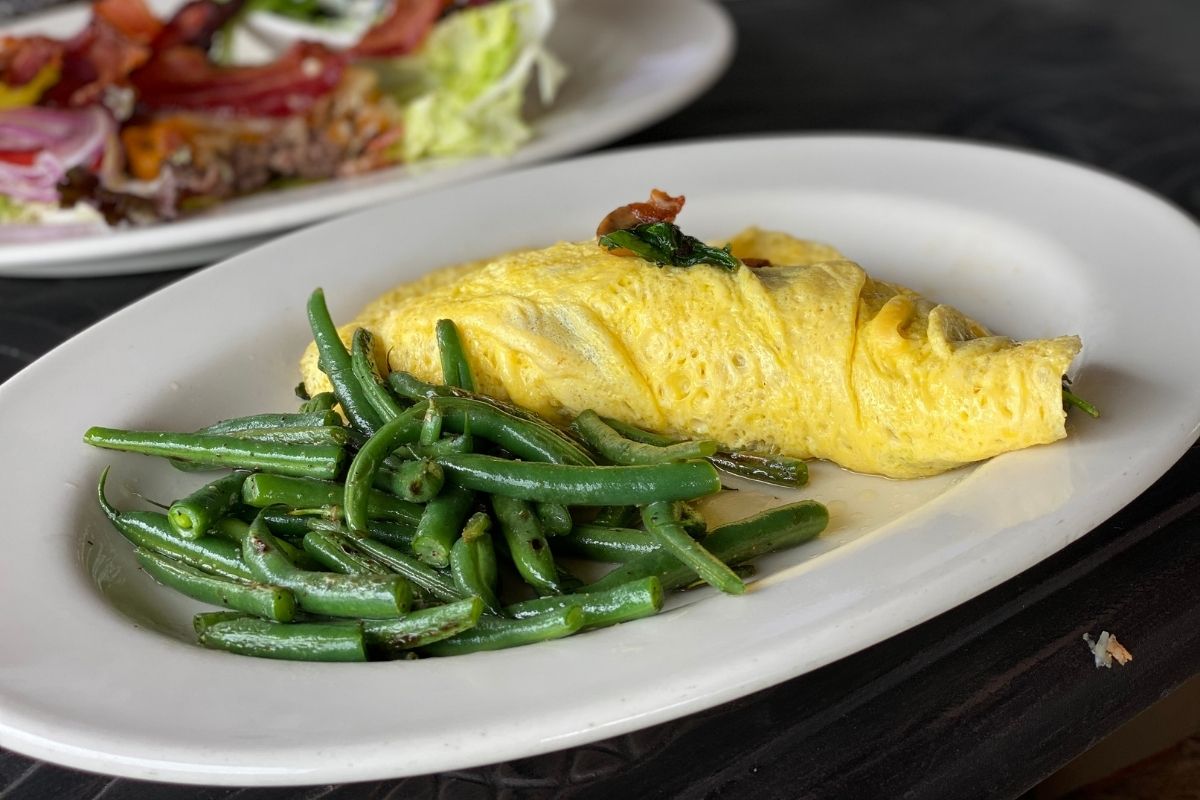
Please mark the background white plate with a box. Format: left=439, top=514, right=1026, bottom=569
left=0, top=0, right=734, bottom=277
left=2, top=135, right=1199, bottom=785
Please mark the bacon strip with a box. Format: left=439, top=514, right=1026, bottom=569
left=351, top=0, right=441, bottom=59
left=131, top=43, right=346, bottom=117
left=596, top=189, right=686, bottom=237
left=0, top=35, right=63, bottom=88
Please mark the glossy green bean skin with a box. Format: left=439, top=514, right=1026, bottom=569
left=599, top=416, right=808, bottom=488
left=352, top=536, right=463, bottom=603
left=195, top=613, right=366, bottom=662
left=420, top=606, right=584, bottom=656
left=412, top=484, right=474, bottom=568
left=299, top=392, right=338, bottom=413
left=97, top=469, right=251, bottom=580
left=641, top=500, right=744, bottom=595
left=591, top=505, right=638, bottom=527
left=374, top=459, right=444, bottom=503
left=491, top=494, right=562, bottom=595
left=241, top=473, right=423, bottom=527
left=534, top=502, right=573, bottom=536
left=307, top=288, right=384, bottom=436
left=588, top=500, right=829, bottom=593
left=302, top=530, right=386, bottom=575
left=240, top=513, right=412, bottom=619
left=351, top=328, right=406, bottom=423
left=572, top=410, right=717, bottom=465
left=377, top=394, right=594, bottom=467
left=558, top=524, right=659, bottom=562
left=84, top=427, right=345, bottom=479
left=342, top=405, right=429, bottom=534
left=435, top=319, right=476, bottom=391
left=135, top=548, right=296, bottom=622
left=362, top=597, right=485, bottom=657
left=506, top=577, right=663, bottom=629
left=438, top=454, right=722, bottom=506
left=314, top=518, right=416, bottom=552
left=450, top=533, right=503, bottom=615
left=199, top=411, right=340, bottom=436
left=387, top=371, right=560, bottom=430
left=168, top=471, right=248, bottom=539
left=219, top=426, right=353, bottom=447
left=706, top=452, right=808, bottom=488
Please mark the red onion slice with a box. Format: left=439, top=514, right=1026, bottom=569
left=0, top=106, right=114, bottom=204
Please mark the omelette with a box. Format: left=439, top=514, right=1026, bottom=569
left=300, top=225, right=1081, bottom=479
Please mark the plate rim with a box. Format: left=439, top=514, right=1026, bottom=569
left=2, top=132, right=1200, bottom=785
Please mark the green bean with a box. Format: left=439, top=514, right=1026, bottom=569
left=307, top=288, right=384, bottom=436
left=461, top=512, right=499, bottom=587
left=558, top=524, right=659, bottom=562
left=387, top=371, right=559, bottom=430
left=377, top=393, right=595, bottom=466
left=168, top=471, right=248, bottom=540
left=342, top=404, right=429, bottom=533
left=412, top=484, right=474, bottom=568
left=438, top=454, right=722, bottom=506
left=351, top=328, right=407, bottom=423
left=450, top=532, right=503, bottom=615
left=374, top=459, right=444, bottom=503
left=219, top=426, right=353, bottom=447
left=84, top=427, right=345, bottom=480
left=362, top=597, right=485, bottom=657
left=421, top=606, right=584, bottom=656
left=705, top=451, right=808, bottom=488
left=352, top=536, right=463, bottom=603
left=534, top=502, right=573, bottom=536
left=419, top=401, right=444, bottom=447
left=302, top=530, right=386, bottom=575
left=299, top=391, right=337, bottom=414
left=587, top=500, right=828, bottom=593
left=195, top=613, right=366, bottom=662
left=240, top=512, right=412, bottom=619
left=242, top=473, right=423, bottom=527
left=600, top=416, right=808, bottom=488
left=641, top=500, right=744, bottom=595
left=193, top=611, right=243, bottom=636
left=97, top=468, right=251, bottom=580
left=491, top=494, right=562, bottom=595
left=436, top=319, right=476, bottom=391
left=219, top=518, right=323, bottom=570
left=506, top=577, right=663, bottom=629
left=226, top=509, right=312, bottom=542
left=311, top=517, right=417, bottom=552
left=572, top=410, right=717, bottom=464
left=674, top=500, right=707, bottom=539
left=198, top=411, right=340, bottom=436
left=135, top=548, right=296, bottom=622
left=591, top=505, right=637, bottom=527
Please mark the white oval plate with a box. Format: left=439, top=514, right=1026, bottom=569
left=0, top=0, right=733, bottom=277
left=2, top=135, right=1199, bottom=786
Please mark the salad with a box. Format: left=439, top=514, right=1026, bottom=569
left=0, top=0, right=564, bottom=240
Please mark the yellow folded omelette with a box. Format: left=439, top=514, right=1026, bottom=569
left=300, top=228, right=1081, bottom=478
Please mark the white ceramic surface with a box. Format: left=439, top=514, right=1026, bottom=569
left=2, top=135, right=1199, bottom=785
left=0, top=0, right=734, bottom=276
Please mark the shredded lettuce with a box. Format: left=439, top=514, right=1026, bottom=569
left=396, top=0, right=566, bottom=162
left=0, top=196, right=36, bottom=223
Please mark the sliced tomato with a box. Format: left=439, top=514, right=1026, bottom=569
left=0, top=149, right=39, bottom=166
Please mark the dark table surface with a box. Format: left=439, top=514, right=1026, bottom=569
left=3, top=1, right=1200, bottom=798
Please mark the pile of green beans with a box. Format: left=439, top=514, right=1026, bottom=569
left=82, top=288, right=829, bottom=663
